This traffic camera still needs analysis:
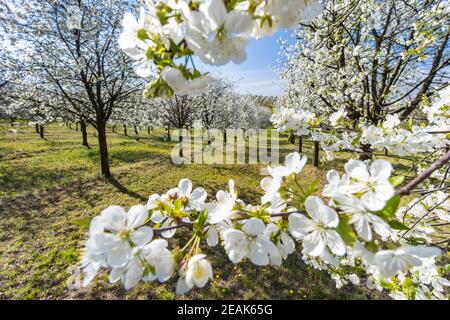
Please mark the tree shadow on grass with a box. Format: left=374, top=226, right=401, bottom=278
left=107, top=176, right=146, bottom=202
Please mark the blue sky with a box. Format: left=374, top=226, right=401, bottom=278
left=195, top=29, right=294, bottom=96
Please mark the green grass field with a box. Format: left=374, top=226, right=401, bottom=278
left=0, top=122, right=389, bottom=300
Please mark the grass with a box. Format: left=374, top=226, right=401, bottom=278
left=0, top=122, right=390, bottom=300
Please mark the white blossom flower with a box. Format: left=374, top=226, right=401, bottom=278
left=90, top=205, right=153, bottom=268
left=209, top=179, right=237, bottom=224
left=288, top=196, right=346, bottom=257
left=343, top=159, right=395, bottom=211
left=186, top=254, right=213, bottom=288
left=176, top=254, right=213, bottom=294
left=223, top=218, right=279, bottom=266
left=374, top=246, right=441, bottom=277
left=185, top=0, right=253, bottom=66
left=334, top=194, right=391, bottom=241
left=329, top=108, right=347, bottom=126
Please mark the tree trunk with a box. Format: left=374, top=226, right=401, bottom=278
left=179, top=129, right=183, bottom=158
left=167, top=125, right=171, bottom=140
left=147, top=126, right=151, bottom=135
left=35, top=123, right=39, bottom=134
left=112, top=125, right=115, bottom=133
left=134, top=125, right=140, bottom=141
left=97, top=123, right=111, bottom=178
left=75, top=122, right=79, bottom=131
left=313, top=141, right=320, bottom=167
left=207, top=129, right=211, bottom=145
left=289, top=132, right=295, bottom=144
left=10, top=118, right=15, bottom=127
left=80, top=120, right=89, bottom=147
left=123, top=124, right=127, bottom=136
left=39, top=125, right=44, bottom=139
left=298, top=136, right=303, bottom=153
left=223, top=130, right=227, bottom=143
left=69, top=123, right=72, bottom=130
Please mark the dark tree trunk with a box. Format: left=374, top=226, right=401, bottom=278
left=69, top=123, right=72, bottom=130
left=167, top=125, right=171, bottom=140
left=112, top=125, right=116, bottom=133
left=179, top=130, right=183, bottom=158
left=223, top=130, right=227, bottom=143
left=35, top=123, right=40, bottom=134
left=10, top=118, right=15, bottom=127
left=289, top=132, right=295, bottom=144
left=313, top=141, right=320, bottom=167
left=97, top=123, right=111, bottom=178
left=359, top=143, right=373, bottom=161
left=80, top=120, right=89, bottom=147
left=134, top=125, right=140, bottom=141
left=207, top=129, right=211, bottom=145
left=123, top=124, right=127, bottom=136
left=39, top=125, right=44, bottom=139
left=298, top=136, right=303, bottom=153
left=147, top=126, right=151, bottom=135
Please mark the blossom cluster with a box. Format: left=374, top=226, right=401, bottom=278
left=80, top=152, right=449, bottom=299
left=119, top=0, right=323, bottom=97
left=271, top=103, right=449, bottom=159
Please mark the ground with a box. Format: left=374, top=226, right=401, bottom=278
left=0, top=122, right=391, bottom=300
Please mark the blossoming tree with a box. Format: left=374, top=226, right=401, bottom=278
left=70, top=0, right=450, bottom=300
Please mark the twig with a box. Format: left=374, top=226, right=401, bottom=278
left=397, top=150, right=450, bottom=196
left=400, top=195, right=450, bottom=239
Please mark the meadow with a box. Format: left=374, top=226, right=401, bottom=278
left=0, top=122, right=392, bottom=300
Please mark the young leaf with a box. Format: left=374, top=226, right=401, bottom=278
left=388, top=220, right=409, bottom=230
left=336, top=215, right=356, bottom=246
left=304, top=180, right=318, bottom=197
left=378, top=194, right=401, bottom=218
left=389, top=176, right=405, bottom=188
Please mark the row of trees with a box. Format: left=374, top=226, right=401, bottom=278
left=0, top=0, right=272, bottom=177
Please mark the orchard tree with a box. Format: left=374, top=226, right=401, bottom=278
left=2, top=0, right=143, bottom=177
left=280, top=0, right=449, bottom=156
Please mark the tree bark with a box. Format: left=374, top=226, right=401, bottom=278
left=179, top=129, right=183, bottom=158
left=207, top=129, right=211, bottom=145
left=97, top=123, right=111, bottom=178
left=134, top=125, right=140, bottom=141
left=289, top=132, right=295, bottom=144
left=112, top=125, right=115, bottom=133
left=123, top=124, right=127, bottom=136
left=80, top=120, right=89, bottom=147
left=298, top=136, right=303, bottom=153
left=313, top=141, right=320, bottom=167
left=35, top=123, right=40, bottom=134
left=167, top=125, right=171, bottom=140
left=223, top=130, right=227, bottom=143
left=39, top=125, right=44, bottom=139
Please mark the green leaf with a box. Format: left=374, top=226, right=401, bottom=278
left=195, top=209, right=208, bottom=229
left=388, top=220, right=409, bottom=230
left=378, top=194, right=401, bottom=218
left=304, top=180, right=318, bottom=197
left=389, top=176, right=405, bottom=188
left=72, top=217, right=91, bottom=228
left=336, top=215, right=356, bottom=246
